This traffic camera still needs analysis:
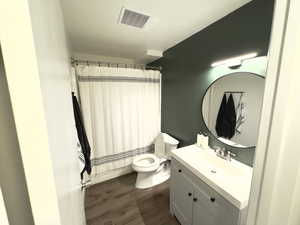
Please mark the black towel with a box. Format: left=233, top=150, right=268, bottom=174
left=215, top=94, right=227, bottom=137
left=72, top=93, right=91, bottom=179
left=224, top=94, right=236, bottom=139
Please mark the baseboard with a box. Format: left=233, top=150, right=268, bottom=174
left=89, top=165, right=134, bottom=185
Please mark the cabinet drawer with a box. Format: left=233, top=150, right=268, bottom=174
left=171, top=158, right=188, bottom=175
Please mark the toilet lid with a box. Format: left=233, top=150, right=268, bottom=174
left=133, top=154, right=159, bottom=168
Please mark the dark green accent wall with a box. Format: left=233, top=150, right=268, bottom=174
left=149, top=0, right=274, bottom=166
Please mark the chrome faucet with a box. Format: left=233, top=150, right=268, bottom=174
left=214, top=147, right=236, bottom=161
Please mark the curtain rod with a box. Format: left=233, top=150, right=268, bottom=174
left=224, top=91, right=245, bottom=94
left=70, top=58, right=162, bottom=71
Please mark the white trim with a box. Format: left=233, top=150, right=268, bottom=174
left=246, top=0, right=290, bottom=223
left=0, top=1, right=62, bottom=225
left=159, top=71, right=162, bottom=133
left=247, top=0, right=300, bottom=225
left=0, top=188, right=9, bottom=225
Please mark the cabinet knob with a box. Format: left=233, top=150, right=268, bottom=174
left=193, top=198, right=197, bottom=202
left=210, top=197, right=215, bottom=202
left=178, top=169, right=182, bottom=173
left=188, top=192, right=192, bottom=197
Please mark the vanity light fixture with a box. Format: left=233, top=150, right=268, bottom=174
left=211, top=52, right=258, bottom=67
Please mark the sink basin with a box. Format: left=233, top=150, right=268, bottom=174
left=171, top=144, right=253, bottom=209
left=184, top=146, right=250, bottom=177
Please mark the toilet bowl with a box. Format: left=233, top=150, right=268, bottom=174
left=132, top=133, right=179, bottom=189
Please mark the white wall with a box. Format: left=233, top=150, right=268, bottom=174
left=0, top=0, right=85, bottom=225
left=203, top=73, right=265, bottom=147
left=0, top=49, right=34, bottom=225
left=27, top=1, right=86, bottom=225
left=73, top=52, right=136, bottom=64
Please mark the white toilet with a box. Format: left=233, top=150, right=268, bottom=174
left=132, top=133, right=179, bottom=189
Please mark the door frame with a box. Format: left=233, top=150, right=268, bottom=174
left=0, top=1, right=66, bottom=225
left=247, top=0, right=300, bottom=225
left=0, top=188, right=9, bottom=225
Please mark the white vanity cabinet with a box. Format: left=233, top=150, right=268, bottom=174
left=170, top=159, right=247, bottom=225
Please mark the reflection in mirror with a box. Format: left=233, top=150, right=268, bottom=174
left=202, top=72, right=265, bottom=148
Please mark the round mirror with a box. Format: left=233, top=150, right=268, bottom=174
left=202, top=72, right=265, bottom=148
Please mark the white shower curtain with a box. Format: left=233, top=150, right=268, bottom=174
left=74, top=65, right=161, bottom=179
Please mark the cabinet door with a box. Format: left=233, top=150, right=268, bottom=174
left=192, top=184, right=220, bottom=225
left=171, top=164, right=194, bottom=225
left=192, top=184, right=237, bottom=225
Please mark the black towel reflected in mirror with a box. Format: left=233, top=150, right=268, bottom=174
left=215, top=94, right=237, bottom=139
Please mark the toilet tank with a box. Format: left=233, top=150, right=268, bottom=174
left=155, top=133, right=179, bottom=159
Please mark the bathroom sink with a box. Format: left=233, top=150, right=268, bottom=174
left=171, top=145, right=253, bottom=209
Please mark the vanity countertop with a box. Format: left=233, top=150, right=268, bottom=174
left=171, top=145, right=253, bottom=209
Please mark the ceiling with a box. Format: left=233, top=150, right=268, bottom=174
left=61, top=0, right=252, bottom=63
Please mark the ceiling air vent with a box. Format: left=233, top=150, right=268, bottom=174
left=119, top=8, right=150, bottom=29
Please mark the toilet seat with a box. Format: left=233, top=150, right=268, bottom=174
left=131, top=133, right=179, bottom=189
left=132, top=154, right=160, bottom=172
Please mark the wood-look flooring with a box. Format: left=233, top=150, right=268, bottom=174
left=85, top=172, right=180, bottom=225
